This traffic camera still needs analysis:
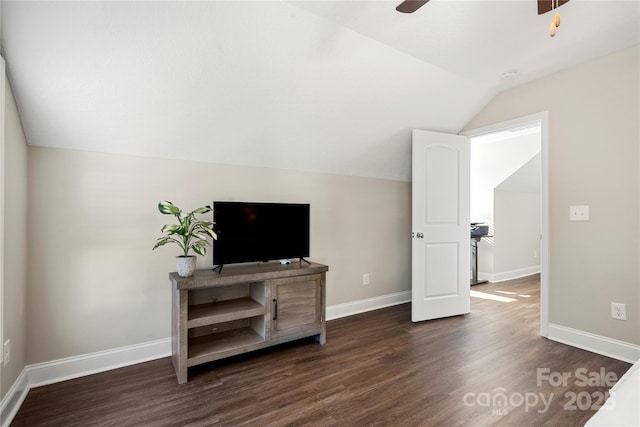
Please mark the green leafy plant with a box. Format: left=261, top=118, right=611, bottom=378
left=152, top=201, right=217, bottom=257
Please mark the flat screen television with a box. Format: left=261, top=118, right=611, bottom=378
left=212, top=201, right=310, bottom=270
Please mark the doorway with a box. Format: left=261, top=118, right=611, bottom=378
left=470, top=124, right=541, bottom=283
left=462, top=112, right=549, bottom=337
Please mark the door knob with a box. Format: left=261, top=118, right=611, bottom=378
left=416, top=232, right=424, bottom=239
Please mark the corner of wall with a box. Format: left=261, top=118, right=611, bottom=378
left=1, top=56, right=29, bottom=405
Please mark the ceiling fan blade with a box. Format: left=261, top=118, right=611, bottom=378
left=537, top=0, right=570, bottom=15
left=396, top=0, right=429, bottom=14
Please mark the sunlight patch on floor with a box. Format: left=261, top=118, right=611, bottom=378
left=470, top=290, right=517, bottom=303
left=496, top=290, right=531, bottom=298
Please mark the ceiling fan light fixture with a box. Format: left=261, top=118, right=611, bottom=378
left=554, top=12, right=561, bottom=27
left=549, top=21, right=557, bottom=37
left=395, top=0, right=429, bottom=14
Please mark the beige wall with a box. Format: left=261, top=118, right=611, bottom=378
left=27, top=148, right=411, bottom=364
left=464, top=45, right=640, bottom=345
left=1, top=73, right=28, bottom=399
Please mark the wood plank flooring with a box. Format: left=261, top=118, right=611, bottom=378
left=10, top=275, right=632, bottom=426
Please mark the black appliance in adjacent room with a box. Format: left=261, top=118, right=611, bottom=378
left=470, top=223, right=489, bottom=285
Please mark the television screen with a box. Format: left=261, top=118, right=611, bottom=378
left=212, top=201, right=310, bottom=267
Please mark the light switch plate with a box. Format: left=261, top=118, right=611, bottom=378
left=569, top=205, right=589, bottom=221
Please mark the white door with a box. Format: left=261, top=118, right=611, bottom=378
left=412, top=129, right=470, bottom=322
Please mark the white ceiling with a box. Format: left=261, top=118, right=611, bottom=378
left=1, top=1, right=638, bottom=182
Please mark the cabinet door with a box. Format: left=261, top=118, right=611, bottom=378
left=271, top=275, right=322, bottom=339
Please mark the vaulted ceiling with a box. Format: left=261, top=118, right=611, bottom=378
left=1, top=1, right=638, bottom=181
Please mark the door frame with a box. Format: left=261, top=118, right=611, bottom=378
left=0, top=56, right=5, bottom=359
left=461, top=111, right=549, bottom=337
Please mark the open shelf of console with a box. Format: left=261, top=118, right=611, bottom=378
left=187, top=297, right=265, bottom=328
left=188, top=325, right=265, bottom=366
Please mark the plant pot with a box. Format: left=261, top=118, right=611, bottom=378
left=177, top=256, right=196, bottom=277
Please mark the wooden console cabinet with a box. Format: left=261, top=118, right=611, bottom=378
left=170, top=262, right=328, bottom=383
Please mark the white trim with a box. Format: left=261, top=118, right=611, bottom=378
left=28, top=337, right=171, bottom=388
left=0, top=56, right=6, bottom=365
left=462, top=111, right=550, bottom=338
left=0, top=367, right=28, bottom=427
left=0, top=338, right=170, bottom=427
left=548, top=323, right=640, bottom=364
left=326, top=291, right=411, bottom=321
left=478, top=265, right=540, bottom=283
left=20, top=293, right=410, bottom=388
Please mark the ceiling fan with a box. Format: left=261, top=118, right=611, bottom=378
left=396, top=0, right=569, bottom=15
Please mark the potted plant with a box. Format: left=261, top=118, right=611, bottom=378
left=152, top=200, right=217, bottom=277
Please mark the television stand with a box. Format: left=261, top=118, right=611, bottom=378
left=170, top=261, right=328, bottom=383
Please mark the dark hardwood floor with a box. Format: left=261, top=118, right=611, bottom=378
left=11, top=275, right=632, bottom=426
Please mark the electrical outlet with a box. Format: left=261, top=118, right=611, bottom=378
left=569, top=205, right=589, bottom=221
left=363, top=273, right=370, bottom=286
left=3, top=339, right=10, bottom=366
left=611, top=302, right=626, bottom=320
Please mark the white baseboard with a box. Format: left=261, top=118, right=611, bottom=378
left=27, top=337, right=171, bottom=388
left=478, top=265, right=540, bottom=283
left=326, top=290, right=411, bottom=320
left=0, top=368, right=29, bottom=427
left=0, top=338, right=170, bottom=427
left=548, top=323, right=640, bottom=364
